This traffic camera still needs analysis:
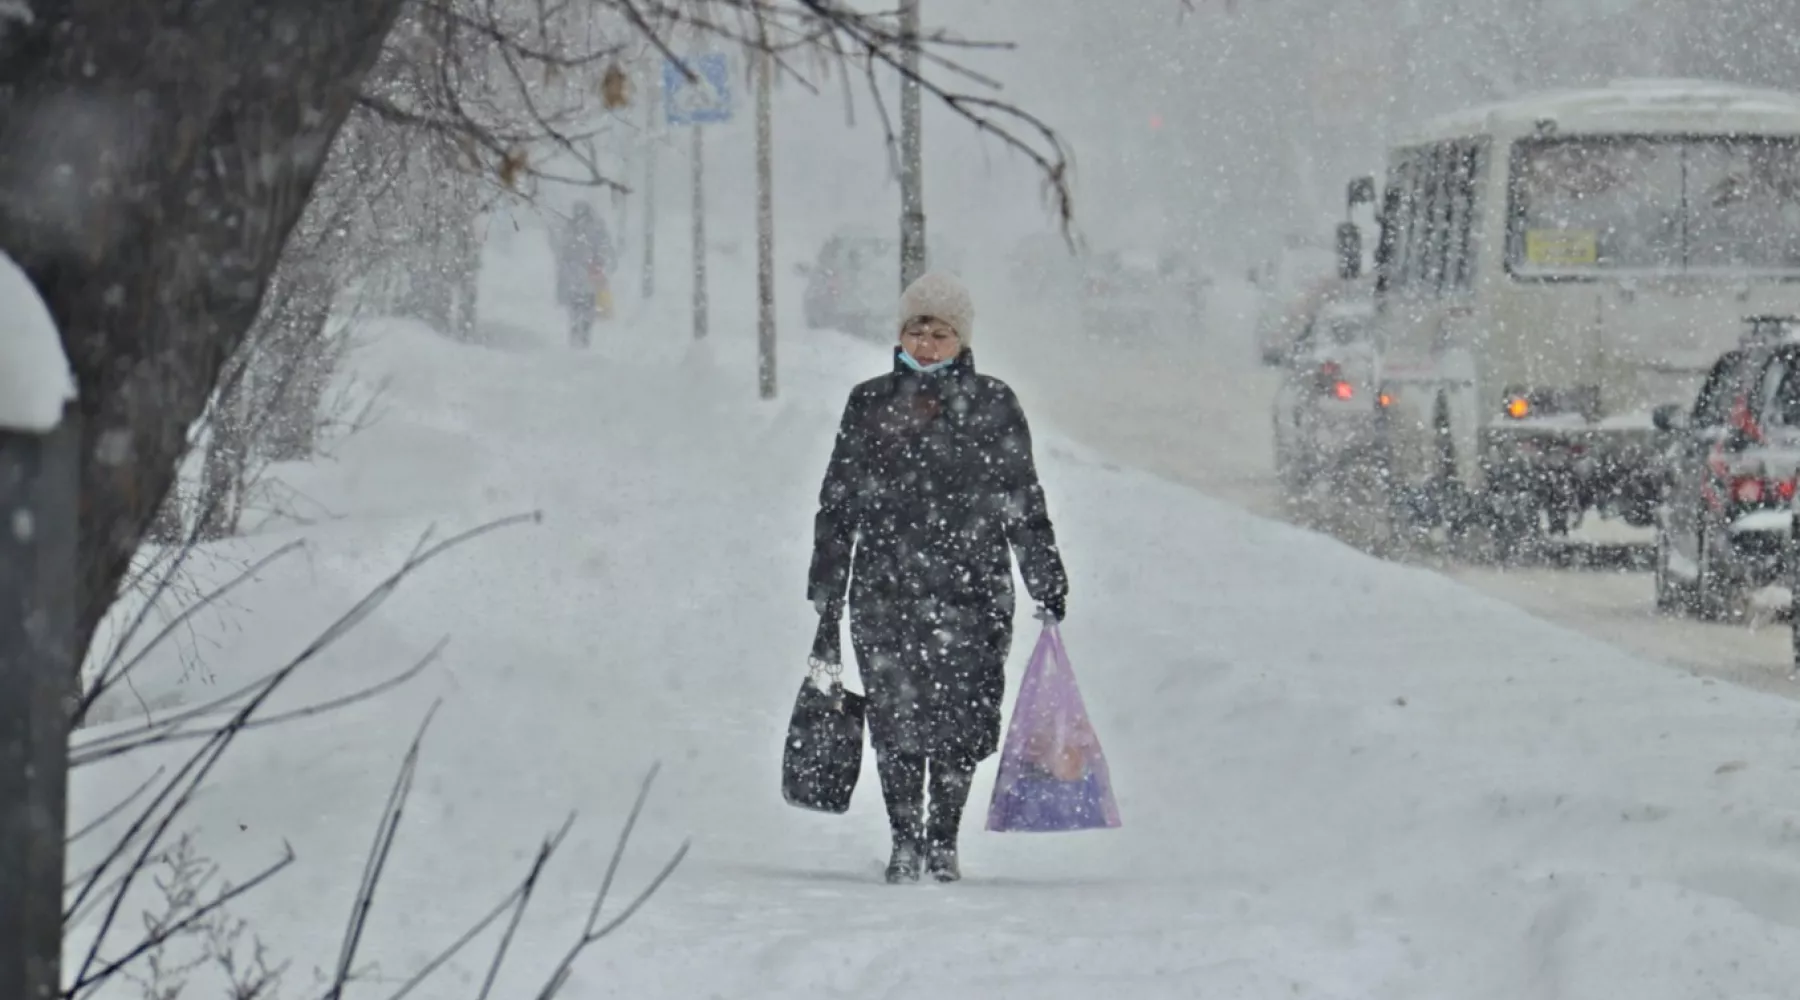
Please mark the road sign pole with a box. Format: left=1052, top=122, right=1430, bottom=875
left=663, top=51, right=729, bottom=343
left=692, top=123, right=707, bottom=341
left=755, top=30, right=776, bottom=399
left=0, top=408, right=78, bottom=1000
left=642, top=79, right=657, bottom=301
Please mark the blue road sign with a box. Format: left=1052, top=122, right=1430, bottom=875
left=664, top=54, right=733, bottom=126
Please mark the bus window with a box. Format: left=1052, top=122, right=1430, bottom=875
left=1501, top=137, right=1800, bottom=277
left=1447, top=143, right=1483, bottom=291
left=1388, top=152, right=1419, bottom=292
left=1686, top=138, right=1800, bottom=271
left=1417, top=145, right=1447, bottom=291
left=1374, top=185, right=1401, bottom=295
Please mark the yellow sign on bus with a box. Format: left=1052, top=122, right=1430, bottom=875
left=1525, top=229, right=1598, bottom=267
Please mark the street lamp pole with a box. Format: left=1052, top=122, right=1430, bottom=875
left=898, top=0, right=926, bottom=290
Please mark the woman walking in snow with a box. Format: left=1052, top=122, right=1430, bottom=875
left=808, top=271, right=1068, bottom=884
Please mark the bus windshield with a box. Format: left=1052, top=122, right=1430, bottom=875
left=1510, top=135, right=1800, bottom=277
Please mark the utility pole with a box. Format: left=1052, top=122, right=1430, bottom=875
left=755, top=6, right=776, bottom=400
left=0, top=405, right=78, bottom=1000
left=898, top=0, right=926, bottom=290
left=664, top=50, right=728, bottom=341
left=642, top=73, right=658, bottom=301
left=691, top=123, right=707, bottom=340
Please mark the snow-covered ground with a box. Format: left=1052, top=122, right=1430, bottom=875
left=69, top=240, right=1800, bottom=998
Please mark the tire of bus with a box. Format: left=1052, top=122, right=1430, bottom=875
left=1429, top=395, right=1460, bottom=532
left=1486, top=488, right=1542, bottom=564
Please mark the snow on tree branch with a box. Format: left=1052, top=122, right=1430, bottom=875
left=0, top=249, right=75, bottom=432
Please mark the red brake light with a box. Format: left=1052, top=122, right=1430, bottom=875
left=1732, top=476, right=1765, bottom=504
left=1779, top=478, right=1797, bottom=502
left=1333, top=380, right=1354, bottom=401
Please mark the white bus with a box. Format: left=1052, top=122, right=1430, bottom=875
left=1362, top=80, right=1800, bottom=549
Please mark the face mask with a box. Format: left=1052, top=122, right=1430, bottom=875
left=898, top=350, right=955, bottom=375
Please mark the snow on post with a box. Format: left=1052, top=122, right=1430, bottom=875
left=0, top=250, right=76, bottom=432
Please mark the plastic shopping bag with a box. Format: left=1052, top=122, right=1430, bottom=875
left=592, top=268, right=616, bottom=319
left=986, top=623, right=1121, bottom=832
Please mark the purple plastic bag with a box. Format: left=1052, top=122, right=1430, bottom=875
left=986, top=623, right=1121, bottom=833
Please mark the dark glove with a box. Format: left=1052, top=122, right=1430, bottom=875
left=1039, top=594, right=1066, bottom=623
left=810, top=613, right=842, bottom=666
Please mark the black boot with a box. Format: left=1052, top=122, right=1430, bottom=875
left=876, top=750, right=927, bottom=884
left=925, top=757, right=974, bottom=883
left=885, top=829, right=924, bottom=884
left=925, top=838, right=961, bottom=883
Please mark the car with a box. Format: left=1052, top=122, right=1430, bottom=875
left=1652, top=316, right=1800, bottom=619
left=1252, top=242, right=1340, bottom=366
left=799, top=229, right=963, bottom=340
left=1270, top=296, right=1388, bottom=494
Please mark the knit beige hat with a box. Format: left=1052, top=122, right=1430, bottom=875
left=897, top=271, right=974, bottom=345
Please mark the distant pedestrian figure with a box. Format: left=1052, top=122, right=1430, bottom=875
left=808, top=270, right=1069, bottom=883
left=554, top=201, right=616, bottom=347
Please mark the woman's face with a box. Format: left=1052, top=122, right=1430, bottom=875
left=900, top=317, right=961, bottom=365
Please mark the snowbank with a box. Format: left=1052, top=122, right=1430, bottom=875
left=0, top=249, right=75, bottom=430
left=69, top=295, right=1800, bottom=998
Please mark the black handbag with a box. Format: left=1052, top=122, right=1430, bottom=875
left=781, top=665, right=867, bottom=814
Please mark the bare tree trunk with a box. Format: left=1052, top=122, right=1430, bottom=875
left=0, top=414, right=77, bottom=1000
left=0, top=0, right=411, bottom=667
left=258, top=256, right=340, bottom=462
left=144, top=487, right=185, bottom=545
left=196, top=369, right=251, bottom=542
left=448, top=208, right=482, bottom=342
left=263, top=306, right=336, bottom=462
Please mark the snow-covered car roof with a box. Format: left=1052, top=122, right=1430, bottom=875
left=1404, top=79, right=1800, bottom=144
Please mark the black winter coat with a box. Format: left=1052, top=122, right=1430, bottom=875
left=808, top=348, right=1067, bottom=763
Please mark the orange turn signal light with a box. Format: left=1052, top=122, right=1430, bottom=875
left=1377, top=391, right=1394, bottom=408
left=1504, top=396, right=1531, bottom=419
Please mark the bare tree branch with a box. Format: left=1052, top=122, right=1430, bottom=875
left=65, top=767, right=166, bottom=850
left=533, top=763, right=692, bottom=999
left=326, top=703, right=440, bottom=1000
left=64, top=844, right=296, bottom=999
left=380, top=814, right=578, bottom=1000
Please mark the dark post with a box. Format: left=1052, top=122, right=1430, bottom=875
left=0, top=407, right=79, bottom=1000
left=691, top=124, right=707, bottom=341
left=1792, top=491, right=1799, bottom=677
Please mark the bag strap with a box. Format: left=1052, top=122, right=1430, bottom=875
left=807, top=655, right=844, bottom=689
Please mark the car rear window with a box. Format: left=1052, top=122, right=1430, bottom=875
left=1694, top=350, right=1749, bottom=427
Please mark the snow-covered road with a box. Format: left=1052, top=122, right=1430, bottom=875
left=987, top=292, right=1800, bottom=697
